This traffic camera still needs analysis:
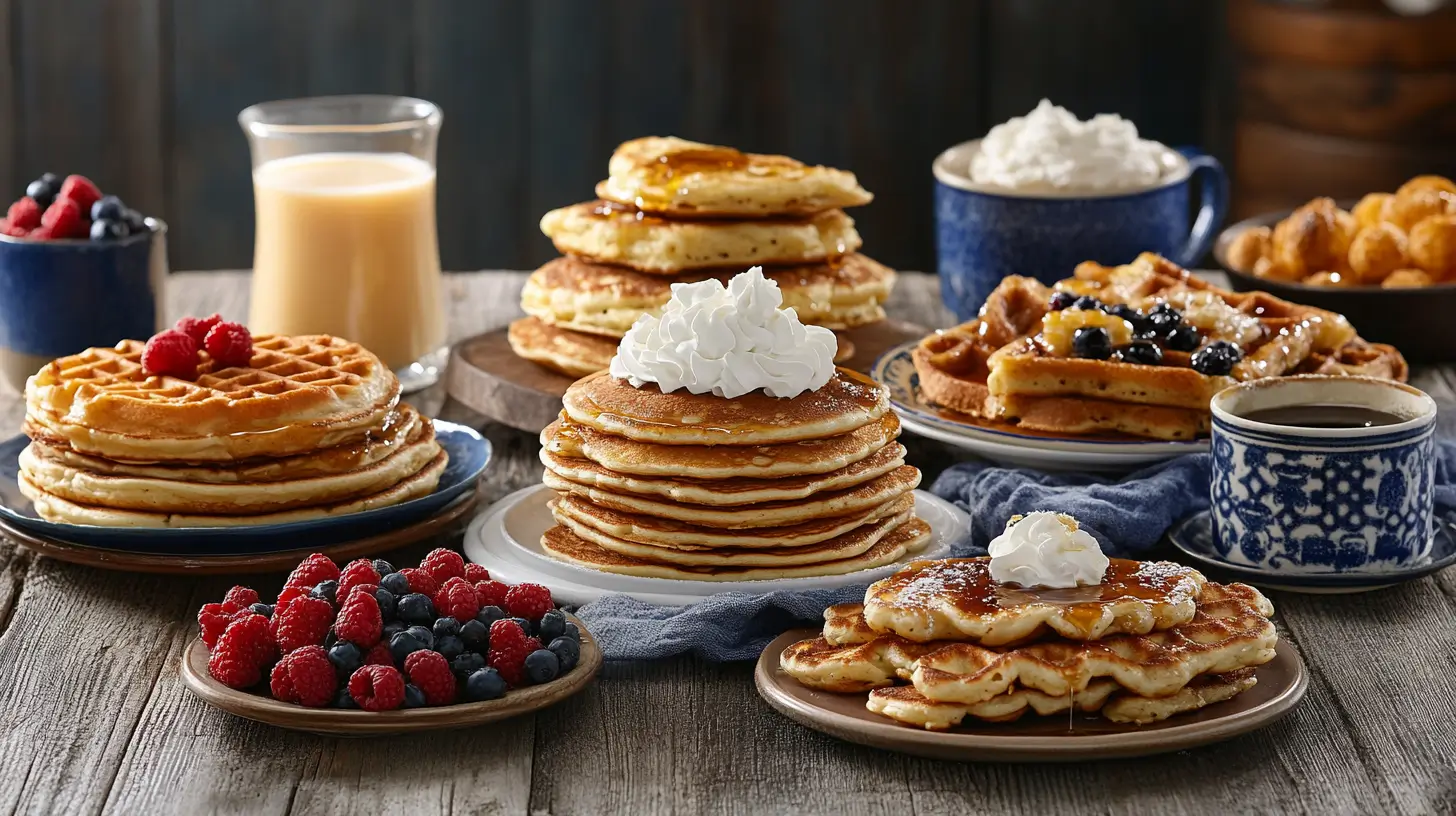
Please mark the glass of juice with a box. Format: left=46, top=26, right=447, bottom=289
left=239, top=95, right=446, bottom=392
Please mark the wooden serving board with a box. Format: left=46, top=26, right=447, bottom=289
left=446, top=318, right=929, bottom=434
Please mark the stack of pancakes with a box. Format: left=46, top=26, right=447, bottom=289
left=18, top=335, right=446, bottom=527
left=781, top=557, right=1279, bottom=728
left=509, top=136, right=895, bottom=377
left=537, top=368, right=929, bottom=580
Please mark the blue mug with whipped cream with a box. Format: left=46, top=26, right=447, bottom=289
left=933, top=101, right=1228, bottom=321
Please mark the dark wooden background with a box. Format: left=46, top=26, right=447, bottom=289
left=0, top=0, right=1226, bottom=273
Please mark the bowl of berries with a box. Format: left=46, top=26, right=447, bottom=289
left=180, top=548, right=601, bottom=735
left=0, top=173, right=167, bottom=392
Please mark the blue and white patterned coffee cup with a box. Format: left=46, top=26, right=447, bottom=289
left=1210, top=375, right=1438, bottom=573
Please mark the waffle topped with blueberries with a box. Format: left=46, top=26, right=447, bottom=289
left=913, top=253, right=1407, bottom=440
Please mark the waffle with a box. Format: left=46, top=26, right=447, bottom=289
left=912, top=253, right=1408, bottom=440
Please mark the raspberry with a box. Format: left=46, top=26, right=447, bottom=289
left=197, top=600, right=242, bottom=649
left=40, top=196, right=85, bottom=239
left=208, top=613, right=275, bottom=689
left=175, top=313, right=222, bottom=346
left=421, top=548, right=466, bottom=582
left=334, top=591, right=383, bottom=647
left=276, top=585, right=309, bottom=611
left=399, top=568, right=439, bottom=598
left=474, top=580, right=509, bottom=608
left=286, top=553, right=340, bottom=589
left=140, top=329, right=198, bottom=379
left=270, top=645, right=337, bottom=707
left=404, top=650, right=457, bottom=705
left=57, top=174, right=102, bottom=214
left=463, top=563, right=491, bottom=583
left=271, top=596, right=333, bottom=653
left=338, top=582, right=378, bottom=607
left=364, top=641, right=394, bottom=667
left=488, top=635, right=531, bottom=687
left=504, top=583, right=554, bottom=621
left=7, top=197, right=41, bottom=230
left=338, top=559, right=381, bottom=597
left=349, top=664, right=406, bottom=711
left=204, top=321, right=253, bottom=368
left=1, top=220, right=28, bottom=238
left=433, top=577, right=480, bottom=622
left=223, top=586, right=259, bottom=608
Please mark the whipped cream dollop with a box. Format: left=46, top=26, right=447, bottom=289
left=987, top=512, right=1110, bottom=589
left=609, top=267, right=837, bottom=399
left=970, top=99, right=1177, bottom=193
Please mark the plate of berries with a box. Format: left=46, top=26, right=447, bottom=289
left=180, top=549, right=601, bottom=735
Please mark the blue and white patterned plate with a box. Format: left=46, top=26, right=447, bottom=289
left=1169, top=509, right=1456, bottom=594
left=871, top=341, right=1207, bottom=471
left=0, top=421, right=490, bottom=555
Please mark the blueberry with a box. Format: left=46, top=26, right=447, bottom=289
left=432, top=617, right=461, bottom=640
left=459, top=619, right=489, bottom=651
left=1048, top=291, right=1077, bottom=311
left=1115, top=340, right=1163, bottom=366
left=1145, top=303, right=1182, bottom=335
left=1191, top=341, right=1243, bottom=376
left=380, top=572, right=411, bottom=596
left=549, top=636, right=580, bottom=673
left=248, top=602, right=273, bottom=619
left=563, top=622, right=581, bottom=643
left=1071, top=295, right=1102, bottom=311
left=371, top=559, right=396, bottom=577
left=382, top=620, right=407, bottom=640
left=1165, top=325, right=1201, bottom=352
left=524, top=649, right=560, bottom=685
left=90, top=195, right=125, bottom=222
left=403, top=683, right=427, bottom=709
left=1070, top=327, right=1113, bottom=360
left=122, top=208, right=148, bottom=233
left=536, top=610, right=566, bottom=643
left=323, top=630, right=339, bottom=650
left=451, top=651, right=486, bottom=678
left=464, top=667, right=508, bottom=702
left=510, top=617, right=533, bottom=635
left=475, top=606, right=506, bottom=628
left=333, top=688, right=357, bottom=709
left=436, top=635, right=465, bottom=662
left=1104, top=304, right=1145, bottom=330
left=311, top=580, right=339, bottom=606
left=90, top=218, right=129, bottom=241
left=26, top=173, right=59, bottom=207
left=397, top=593, right=435, bottom=625
left=389, top=630, right=429, bottom=664
left=374, top=588, right=397, bottom=622
left=405, top=625, right=435, bottom=651
left=328, top=642, right=363, bottom=678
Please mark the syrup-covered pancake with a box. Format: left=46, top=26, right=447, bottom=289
left=507, top=317, right=618, bottom=378
left=594, top=136, right=873, bottom=218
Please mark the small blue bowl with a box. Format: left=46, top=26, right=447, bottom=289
left=0, top=220, right=168, bottom=392
left=933, top=140, right=1227, bottom=321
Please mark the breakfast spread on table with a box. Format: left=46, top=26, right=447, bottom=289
left=509, top=136, right=894, bottom=376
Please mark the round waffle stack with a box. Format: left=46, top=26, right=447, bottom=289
left=537, top=368, right=928, bottom=580
left=18, top=334, right=446, bottom=527
left=509, top=136, right=896, bottom=377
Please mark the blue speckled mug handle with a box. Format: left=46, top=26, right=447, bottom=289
left=1173, top=146, right=1228, bottom=268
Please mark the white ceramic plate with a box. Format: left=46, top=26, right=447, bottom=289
left=462, top=485, right=970, bottom=606
left=872, top=341, right=1207, bottom=471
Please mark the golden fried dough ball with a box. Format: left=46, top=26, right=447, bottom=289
left=1225, top=226, right=1270, bottom=273
left=1253, top=256, right=1303, bottom=282
left=1381, top=268, right=1433, bottom=288
left=1271, top=197, right=1348, bottom=277
left=1347, top=223, right=1408, bottom=283
left=1396, top=175, right=1456, bottom=198
left=1380, top=188, right=1455, bottom=232
left=1304, top=271, right=1355, bottom=287
left=1352, top=193, right=1392, bottom=230
left=1408, top=214, right=1456, bottom=279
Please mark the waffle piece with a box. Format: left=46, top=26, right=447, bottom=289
left=863, top=557, right=1205, bottom=646
left=779, top=630, right=939, bottom=693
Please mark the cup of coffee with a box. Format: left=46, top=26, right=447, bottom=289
left=1209, top=375, right=1438, bottom=572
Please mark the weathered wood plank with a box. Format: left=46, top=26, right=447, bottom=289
left=0, top=0, right=16, bottom=201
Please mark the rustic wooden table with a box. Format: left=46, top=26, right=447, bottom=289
left=1, top=271, right=1453, bottom=815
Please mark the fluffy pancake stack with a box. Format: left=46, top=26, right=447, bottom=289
left=18, top=335, right=446, bottom=527
left=537, top=368, right=929, bottom=580
left=510, top=136, right=895, bottom=377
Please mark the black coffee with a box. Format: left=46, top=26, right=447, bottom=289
left=1240, top=404, right=1406, bottom=429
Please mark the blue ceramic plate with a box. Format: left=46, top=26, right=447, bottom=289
left=871, top=341, right=1207, bottom=471
left=1168, top=510, right=1456, bottom=594
left=0, top=421, right=490, bottom=555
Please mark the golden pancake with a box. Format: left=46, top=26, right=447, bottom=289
left=507, top=317, right=616, bottom=378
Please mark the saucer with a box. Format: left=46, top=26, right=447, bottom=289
left=0, top=420, right=491, bottom=554
left=1168, top=510, right=1456, bottom=594
left=461, top=484, right=970, bottom=606
left=872, top=341, right=1207, bottom=471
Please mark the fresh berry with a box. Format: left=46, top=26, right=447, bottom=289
left=452, top=652, right=486, bottom=678
left=404, top=650, right=456, bottom=705
left=536, top=610, right=566, bottom=644
left=489, top=618, right=529, bottom=647
left=338, top=559, right=382, bottom=598
left=436, top=635, right=465, bottom=662
left=1070, top=327, right=1113, bottom=360
left=249, top=602, right=273, bottom=619
left=327, top=641, right=364, bottom=679
left=25, top=225, right=53, bottom=239
left=403, top=684, right=427, bottom=708
left=204, top=321, right=253, bottom=368
left=286, top=553, right=340, bottom=588
left=371, top=559, right=396, bottom=577
left=363, top=641, right=393, bottom=667
left=175, top=314, right=222, bottom=346
left=398, top=568, right=440, bottom=599
left=474, top=580, right=509, bottom=609
left=1165, top=325, right=1201, bottom=352
left=1115, top=340, right=1163, bottom=366
left=39, top=197, right=84, bottom=239
left=464, top=667, right=508, bottom=702
left=388, top=629, right=429, bottom=665
left=227, top=611, right=278, bottom=666
left=374, top=588, right=397, bottom=622
left=511, top=618, right=534, bottom=637
left=459, top=619, right=489, bottom=652
left=487, top=619, right=532, bottom=686
left=1048, top=291, right=1076, bottom=311
left=380, top=571, right=411, bottom=597
left=463, top=563, right=491, bottom=583
left=476, top=605, right=506, bottom=629
left=57, top=175, right=102, bottom=214
left=91, top=195, right=125, bottom=222
left=198, top=601, right=243, bottom=649
left=7, top=197, right=41, bottom=230
left=434, top=577, right=480, bottom=622
left=25, top=173, right=59, bottom=207
left=382, top=620, right=407, bottom=640
left=405, top=625, right=435, bottom=649
left=333, top=688, right=357, bottom=709
left=348, top=664, right=406, bottom=711
left=310, top=580, right=339, bottom=606
left=338, top=582, right=378, bottom=607
left=270, top=645, right=336, bottom=707
left=549, top=636, right=580, bottom=673
left=223, top=586, right=259, bottom=607
left=1071, top=295, right=1102, bottom=311
left=334, top=590, right=383, bottom=647
left=0, top=220, right=29, bottom=237
left=90, top=218, right=128, bottom=241
left=276, top=585, right=309, bottom=611
left=524, top=649, right=560, bottom=685
left=1104, top=304, right=1145, bottom=331
left=1191, top=340, right=1243, bottom=376
left=1144, top=303, right=1182, bottom=335
left=122, top=208, right=147, bottom=233
left=140, top=329, right=198, bottom=379
left=397, top=593, right=435, bottom=625
left=207, top=613, right=275, bottom=689
left=271, top=596, right=333, bottom=653
left=421, top=548, right=466, bottom=582
left=324, top=630, right=339, bottom=651
left=563, top=622, right=581, bottom=642
left=504, top=583, right=554, bottom=621
left=432, top=618, right=461, bottom=640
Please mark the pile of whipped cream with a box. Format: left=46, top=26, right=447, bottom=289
left=609, top=267, right=837, bottom=399
left=988, top=511, right=1109, bottom=589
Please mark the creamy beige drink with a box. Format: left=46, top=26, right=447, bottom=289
left=249, top=152, right=445, bottom=371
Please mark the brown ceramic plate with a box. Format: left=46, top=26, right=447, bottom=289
left=754, top=629, right=1307, bottom=762
left=180, top=612, right=602, bottom=736
left=1213, top=207, right=1455, bottom=362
